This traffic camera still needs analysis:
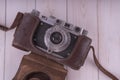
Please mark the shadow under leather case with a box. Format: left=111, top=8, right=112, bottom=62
left=12, top=12, right=92, bottom=70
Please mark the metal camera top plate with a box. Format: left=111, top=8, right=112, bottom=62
left=40, top=16, right=88, bottom=36
left=31, top=9, right=88, bottom=36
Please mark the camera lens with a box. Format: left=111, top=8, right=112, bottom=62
left=50, top=32, right=62, bottom=44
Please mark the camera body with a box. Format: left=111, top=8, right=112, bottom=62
left=33, top=14, right=88, bottom=59
left=13, top=10, right=92, bottom=70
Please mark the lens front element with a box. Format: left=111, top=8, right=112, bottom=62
left=50, top=32, right=63, bottom=44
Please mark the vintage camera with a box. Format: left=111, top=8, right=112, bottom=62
left=12, top=10, right=92, bottom=70
left=33, top=14, right=88, bottom=59
left=0, top=10, right=118, bottom=80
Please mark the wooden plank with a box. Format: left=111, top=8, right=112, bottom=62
left=0, top=0, right=5, bottom=80
left=67, top=0, right=98, bottom=80
left=98, top=0, right=120, bottom=79
left=36, top=0, right=68, bottom=79
left=36, top=0, right=67, bottom=20
left=4, top=0, right=35, bottom=80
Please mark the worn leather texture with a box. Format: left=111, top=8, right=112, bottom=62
left=0, top=12, right=23, bottom=31
left=12, top=13, right=92, bottom=70
left=13, top=53, right=67, bottom=80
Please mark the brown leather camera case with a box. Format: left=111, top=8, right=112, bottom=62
left=0, top=11, right=118, bottom=80
left=12, top=12, right=92, bottom=70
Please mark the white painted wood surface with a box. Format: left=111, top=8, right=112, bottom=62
left=0, top=1, right=5, bottom=80
left=67, top=0, right=98, bottom=80
left=4, top=0, right=35, bottom=80
left=98, top=0, right=120, bottom=79
left=0, top=0, right=120, bottom=80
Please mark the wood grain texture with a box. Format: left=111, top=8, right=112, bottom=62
left=4, top=0, right=35, bottom=80
left=0, top=0, right=5, bottom=80
left=36, top=0, right=67, bottom=20
left=67, top=0, right=99, bottom=80
left=98, top=0, right=120, bottom=79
